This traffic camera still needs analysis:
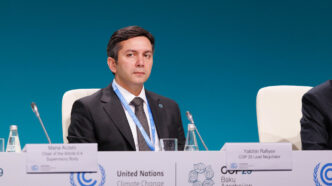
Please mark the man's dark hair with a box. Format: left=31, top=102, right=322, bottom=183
left=107, top=26, right=155, bottom=61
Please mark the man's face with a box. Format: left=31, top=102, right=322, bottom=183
left=108, top=36, right=153, bottom=91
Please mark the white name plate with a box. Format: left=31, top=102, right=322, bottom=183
left=224, top=143, right=292, bottom=170
left=25, top=143, right=97, bottom=173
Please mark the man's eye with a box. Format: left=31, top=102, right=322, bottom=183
left=144, top=54, right=151, bottom=58
left=126, top=53, right=133, bottom=57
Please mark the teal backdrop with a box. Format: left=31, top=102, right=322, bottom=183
left=1, top=0, right=331, bottom=150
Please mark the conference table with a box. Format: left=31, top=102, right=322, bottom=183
left=0, top=150, right=331, bottom=186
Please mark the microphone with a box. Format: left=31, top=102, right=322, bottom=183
left=186, top=111, right=208, bottom=151
left=186, top=111, right=195, bottom=124
left=31, top=102, right=52, bottom=144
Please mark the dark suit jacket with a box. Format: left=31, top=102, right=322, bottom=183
left=67, top=83, right=186, bottom=151
left=301, top=80, right=332, bottom=150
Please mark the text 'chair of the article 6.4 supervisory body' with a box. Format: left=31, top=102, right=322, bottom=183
left=256, top=85, right=312, bottom=150
left=62, top=89, right=100, bottom=143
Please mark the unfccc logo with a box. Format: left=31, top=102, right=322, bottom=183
left=314, top=163, right=332, bottom=186
left=69, top=164, right=106, bottom=186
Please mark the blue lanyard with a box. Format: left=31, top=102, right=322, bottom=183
left=112, top=82, right=156, bottom=151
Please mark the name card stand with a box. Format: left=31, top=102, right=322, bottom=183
left=24, top=143, right=98, bottom=173
left=223, top=143, right=292, bottom=171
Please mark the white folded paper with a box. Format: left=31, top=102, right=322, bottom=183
left=223, top=143, right=292, bottom=170
left=25, top=143, right=98, bottom=173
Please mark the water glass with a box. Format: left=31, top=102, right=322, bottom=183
left=0, top=138, right=4, bottom=152
left=160, top=138, right=178, bottom=151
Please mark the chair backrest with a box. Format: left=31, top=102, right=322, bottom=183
left=62, top=89, right=100, bottom=143
left=256, top=85, right=312, bottom=150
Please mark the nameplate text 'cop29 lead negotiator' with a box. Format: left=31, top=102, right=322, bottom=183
left=25, top=143, right=97, bottom=173
left=224, top=143, right=292, bottom=171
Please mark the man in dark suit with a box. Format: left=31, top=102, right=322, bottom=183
left=300, top=80, right=332, bottom=150
left=68, top=26, right=185, bottom=151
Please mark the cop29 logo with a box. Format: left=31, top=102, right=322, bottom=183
left=188, top=162, right=215, bottom=186
left=69, top=164, right=106, bottom=186
left=313, top=163, right=332, bottom=186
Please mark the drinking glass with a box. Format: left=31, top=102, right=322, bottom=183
left=160, top=138, right=178, bottom=151
left=0, top=138, right=4, bottom=152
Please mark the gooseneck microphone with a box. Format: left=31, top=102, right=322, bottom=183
left=186, top=111, right=195, bottom=124
left=31, top=102, right=52, bottom=144
left=186, top=111, right=208, bottom=151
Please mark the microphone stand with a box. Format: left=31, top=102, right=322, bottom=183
left=31, top=102, right=52, bottom=144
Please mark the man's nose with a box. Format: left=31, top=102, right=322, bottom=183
left=136, top=55, right=145, bottom=67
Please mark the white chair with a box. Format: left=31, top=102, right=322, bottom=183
left=62, top=89, right=100, bottom=143
left=256, top=86, right=312, bottom=150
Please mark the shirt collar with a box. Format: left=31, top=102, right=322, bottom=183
left=113, top=79, right=147, bottom=104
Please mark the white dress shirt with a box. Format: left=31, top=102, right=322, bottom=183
left=113, top=80, right=160, bottom=151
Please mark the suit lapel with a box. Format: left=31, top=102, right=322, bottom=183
left=146, top=90, right=169, bottom=139
left=101, top=84, right=135, bottom=150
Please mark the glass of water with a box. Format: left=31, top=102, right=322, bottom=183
left=0, top=138, right=4, bottom=152
left=160, top=138, right=178, bottom=151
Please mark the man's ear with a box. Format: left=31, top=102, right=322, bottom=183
left=107, top=57, right=117, bottom=74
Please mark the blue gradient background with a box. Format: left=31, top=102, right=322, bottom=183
left=1, top=0, right=331, bottom=150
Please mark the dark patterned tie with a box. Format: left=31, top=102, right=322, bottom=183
left=131, top=97, right=151, bottom=151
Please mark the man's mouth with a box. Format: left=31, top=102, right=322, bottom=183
left=133, top=72, right=145, bottom=75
